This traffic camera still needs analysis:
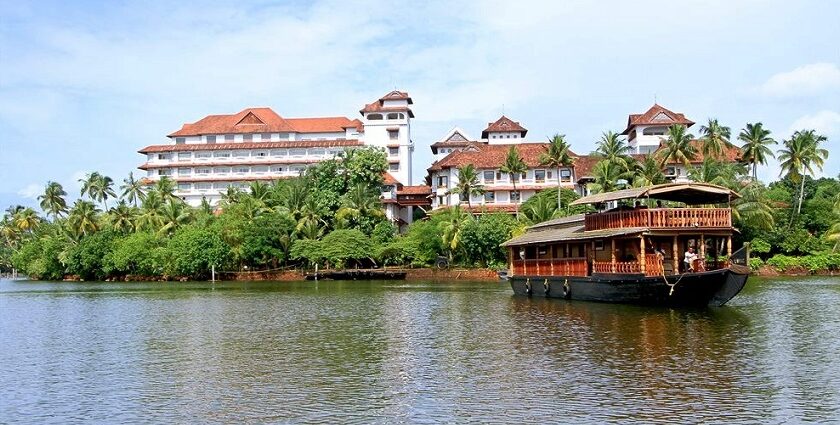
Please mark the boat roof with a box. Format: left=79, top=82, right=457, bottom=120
left=569, top=182, right=739, bottom=206
left=501, top=225, right=647, bottom=247
left=527, top=214, right=585, bottom=230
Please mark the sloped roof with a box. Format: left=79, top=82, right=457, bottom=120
left=482, top=116, right=528, bottom=138
left=622, top=104, right=694, bottom=135
left=168, top=108, right=359, bottom=137
left=527, top=214, right=585, bottom=230
left=569, top=182, right=739, bottom=206
left=383, top=172, right=400, bottom=185
left=428, top=142, right=575, bottom=171
left=398, top=185, right=432, bottom=195
left=653, top=140, right=743, bottom=164
left=285, top=117, right=357, bottom=133
left=430, top=127, right=478, bottom=152
left=138, top=140, right=362, bottom=153
left=502, top=225, right=647, bottom=247
left=359, top=90, right=415, bottom=117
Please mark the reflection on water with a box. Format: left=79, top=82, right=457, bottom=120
left=1, top=277, right=839, bottom=423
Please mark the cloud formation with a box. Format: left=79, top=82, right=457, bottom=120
left=757, top=63, right=840, bottom=98
left=790, top=110, right=840, bottom=135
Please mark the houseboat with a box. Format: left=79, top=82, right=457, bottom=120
left=501, top=183, right=750, bottom=307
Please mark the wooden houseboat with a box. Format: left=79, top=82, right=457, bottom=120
left=501, top=183, right=750, bottom=307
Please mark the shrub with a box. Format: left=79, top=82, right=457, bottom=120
left=748, top=257, right=764, bottom=271
left=766, top=254, right=801, bottom=271
left=461, top=213, right=518, bottom=267
left=104, top=232, right=163, bottom=276
left=750, top=239, right=771, bottom=257
left=64, top=230, right=118, bottom=280
left=801, top=252, right=840, bottom=272
left=163, top=226, right=229, bottom=278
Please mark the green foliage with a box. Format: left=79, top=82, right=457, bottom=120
left=748, top=257, right=764, bottom=271
left=291, top=229, right=373, bottom=268
left=64, top=230, right=118, bottom=280
left=766, top=254, right=801, bottom=271
left=800, top=252, right=840, bottom=272
left=240, top=214, right=296, bottom=267
left=750, top=239, right=771, bottom=255
left=11, top=235, right=67, bottom=280
left=519, top=188, right=587, bottom=224
left=460, top=213, right=518, bottom=267
left=163, top=226, right=228, bottom=278
left=104, top=232, right=163, bottom=276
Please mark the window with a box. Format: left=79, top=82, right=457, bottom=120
left=195, top=151, right=211, bottom=159
left=261, top=133, right=272, bottom=141
left=206, top=135, right=216, bottom=144
left=253, top=166, right=268, bottom=174
left=310, top=149, right=325, bottom=157
left=177, top=152, right=191, bottom=161
left=195, top=183, right=211, bottom=191
left=177, top=183, right=191, bottom=191
left=271, top=166, right=284, bottom=173
left=386, top=113, right=400, bottom=120
left=521, top=172, right=527, bottom=180
left=388, top=147, right=399, bottom=156
left=535, top=169, right=546, bottom=183
left=510, top=191, right=520, bottom=202
left=243, top=134, right=253, bottom=142
left=213, top=167, right=230, bottom=174
left=483, top=170, right=495, bottom=183
left=236, top=166, right=250, bottom=174
left=213, top=151, right=230, bottom=158
left=158, top=153, right=172, bottom=161
left=459, top=192, right=468, bottom=202
left=158, top=169, right=171, bottom=176
left=213, top=182, right=231, bottom=189
left=290, top=149, right=306, bottom=158
left=178, top=168, right=191, bottom=176
left=438, top=176, right=448, bottom=188
left=389, top=163, right=399, bottom=171
left=367, top=113, right=383, bottom=120
left=277, top=133, right=290, bottom=140
left=506, top=135, right=511, bottom=139
left=513, top=135, right=518, bottom=138
left=388, top=129, right=399, bottom=140
left=560, top=168, right=571, bottom=182
left=643, top=126, right=667, bottom=136
left=665, top=166, right=677, bottom=176
left=196, top=168, right=211, bottom=175
left=484, top=192, right=495, bottom=203
left=233, top=150, right=248, bottom=159
left=225, top=134, right=234, bottom=142
left=254, top=151, right=268, bottom=158
left=175, top=137, right=186, bottom=145
left=547, top=171, right=553, bottom=179
left=496, top=172, right=503, bottom=181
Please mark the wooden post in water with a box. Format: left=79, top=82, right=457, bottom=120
left=211, top=265, right=215, bottom=283
left=639, top=236, right=646, bottom=275
left=610, top=239, right=616, bottom=273
left=508, top=248, right=514, bottom=277
left=672, top=235, right=679, bottom=274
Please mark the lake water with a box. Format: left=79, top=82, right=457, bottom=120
left=1, top=277, right=839, bottom=424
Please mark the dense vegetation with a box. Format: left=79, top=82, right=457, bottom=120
left=1, top=121, right=838, bottom=280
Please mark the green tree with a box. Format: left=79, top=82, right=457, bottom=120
left=64, top=230, right=117, bottom=280
left=137, top=191, right=165, bottom=231
left=657, top=124, right=697, bottom=168
left=500, top=146, right=528, bottom=215
left=68, top=200, right=100, bottom=236
left=540, top=133, right=576, bottom=210
left=335, top=183, right=385, bottom=234
left=594, top=131, right=633, bottom=171
left=240, top=213, right=296, bottom=268
left=437, top=205, right=471, bottom=261
left=107, top=201, right=138, bottom=233
left=13, top=207, right=40, bottom=233
left=154, top=176, right=178, bottom=202
left=38, top=181, right=68, bottom=221
left=633, top=155, right=667, bottom=187
left=120, top=172, right=147, bottom=206
left=590, top=160, right=633, bottom=194
left=450, top=164, right=485, bottom=210
left=104, top=232, right=163, bottom=277
left=158, top=200, right=192, bottom=236
left=699, top=118, right=732, bottom=159
left=778, top=129, right=829, bottom=216
left=738, top=122, right=776, bottom=180
left=461, top=213, right=518, bottom=267
left=163, top=225, right=228, bottom=278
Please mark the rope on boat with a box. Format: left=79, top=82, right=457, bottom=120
left=661, top=268, right=686, bottom=296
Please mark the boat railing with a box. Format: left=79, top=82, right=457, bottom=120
left=512, top=258, right=587, bottom=277
left=584, top=208, right=732, bottom=231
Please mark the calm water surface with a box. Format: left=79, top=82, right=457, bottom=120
left=1, top=277, right=839, bottom=424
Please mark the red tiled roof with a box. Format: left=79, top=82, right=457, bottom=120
left=462, top=204, right=520, bottom=213
left=138, top=140, right=363, bottom=153
left=427, top=142, right=577, bottom=171
left=379, top=90, right=413, bottom=104
left=285, top=117, right=356, bottom=133
left=481, top=116, right=528, bottom=138
left=342, top=119, right=365, bottom=132
left=622, top=104, right=694, bottom=135
left=653, top=140, right=743, bottom=165
left=138, top=159, right=322, bottom=170
left=398, top=185, right=431, bottom=195
left=359, top=90, right=415, bottom=117
left=572, top=155, right=600, bottom=180
left=383, top=172, right=399, bottom=185
left=167, top=108, right=359, bottom=137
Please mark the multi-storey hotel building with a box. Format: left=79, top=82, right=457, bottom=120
left=138, top=91, right=428, bottom=226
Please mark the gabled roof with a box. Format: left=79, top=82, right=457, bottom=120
left=428, top=142, right=570, bottom=171
left=380, top=90, right=413, bottom=104
left=139, top=140, right=362, bottom=153
left=168, top=108, right=358, bottom=137
left=482, top=115, right=528, bottom=138
left=359, top=90, right=415, bottom=117
left=622, top=104, right=694, bottom=135
left=430, top=127, right=478, bottom=152
left=383, top=172, right=400, bottom=185
left=569, top=182, right=739, bottom=206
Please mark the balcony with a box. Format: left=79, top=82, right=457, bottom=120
left=511, top=258, right=587, bottom=277
left=584, top=208, right=731, bottom=231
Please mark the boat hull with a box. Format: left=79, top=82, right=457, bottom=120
left=509, top=266, right=748, bottom=307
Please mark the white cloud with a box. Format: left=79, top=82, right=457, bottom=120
left=789, top=110, right=840, bottom=135
left=17, top=183, right=42, bottom=200
left=758, top=63, right=840, bottom=98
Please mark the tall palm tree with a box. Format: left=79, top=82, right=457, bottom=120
left=38, top=181, right=68, bottom=221
left=68, top=200, right=100, bottom=236
left=738, top=123, right=776, bottom=181
left=79, top=172, right=101, bottom=200
left=80, top=172, right=117, bottom=209
left=590, top=160, right=633, bottom=194
left=154, top=176, right=177, bottom=202
left=0, top=216, right=21, bottom=248
left=158, top=200, right=192, bottom=236
left=633, top=155, right=666, bottom=187
left=107, top=201, right=138, bottom=233
left=335, top=183, right=385, bottom=229
left=656, top=124, right=697, bottom=168
left=220, top=186, right=242, bottom=206
left=688, top=158, right=739, bottom=188
left=438, top=205, right=470, bottom=261
left=137, top=190, right=165, bottom=231
left=732, top=182, right=774, bottom=232
left=540, top=133, right=575, bottom=210
left=522, top=193, right=558, bottom=225
left=449, top=164, right=485, bottom=210
left=778, top=129, right=829, bottom=215
left=500, top=146, right=528, bottom=215
left=595, top=131, right=633, bottom=171
left=249, top=181, right=271, bottom=205
left=120, top=172, right=147, bottom=207
left=699, top=118, right=732, bottom=159
left=13, top=208, right=40, bottom=233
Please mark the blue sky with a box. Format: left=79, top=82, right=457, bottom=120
left=1, top=0, right=839, bottom=209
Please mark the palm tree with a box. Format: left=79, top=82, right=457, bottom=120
left=688, top=158, right=737, bottom=188
left=826, top=194, right=840, bottom=251
left=68, top=200, right=100, bottom=236
left=656, top=124, right=697, bottom=168
left=540, top=133, right=575, bottom=210
left=79, top=172, right=101, bottom=200
left=449, top=164, right=485, bottom=210
left=595, top=131, right=633, bottom=170
left=220, top=186, right=242, bottom=206
left=500, top=146, right=528, bottom=215
left=590, top=160, right=633, bottom=194
left=13, top=208, right=40, bottom=233
left=335, top=183, right=385, bottom=229
left=438, top=205, right=470, bottom=261
left=158, top=200, right=192, bottom=236
left=120, top=172, right=147, bottom=206
left=80, top=172, right=117, bottom=209
left=778, top=129, right=829, bottom=215
left=154, top=176, right=177, bottom=202
left=522, top=193, right=558, bottom=225
left=738, top=123, right=776, bottom=181
left=137, top=191, right=165, bottom=231
left=633, top=155, right=666, bottom=187
left=107, top=201, right=138, bottom=233
left=0, top=216, right=21, bottom=248
left=38, top=181, right=68, bottom=221
left=732, top=182, right=774, bottom=232
left=699, top=118, right=732, bottom=159
left=249, top=181, right=271, bottom=205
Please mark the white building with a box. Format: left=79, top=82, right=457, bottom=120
left=622, top=103, right=694, bottom=155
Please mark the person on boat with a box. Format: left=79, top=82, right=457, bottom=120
left=684, top=247, right=698, bottom=272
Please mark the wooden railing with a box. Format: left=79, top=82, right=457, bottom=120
left=646, top=254, right=664, bottom=276
left=584, top=208, right=731, bottom=231
left=512, top=258, right=587, bottom=276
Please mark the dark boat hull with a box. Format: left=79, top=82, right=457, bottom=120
left=509, top=266, right=749, bottom=307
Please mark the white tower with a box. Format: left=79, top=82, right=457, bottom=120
left=359, top=91, right=414, bottom=185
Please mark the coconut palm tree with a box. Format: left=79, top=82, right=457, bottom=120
left=335, top=183, right=385, bottom=229
left=632, top=155, right=666, bottom=187
left=778, top=129, right=829, bottom=215
left=688, top=158, right=741, bottom=188
left=540, top=133, right=576, bottom=210
left=590, top=160, right=634, bottom=194
left=249, top=181, right=271, bottom=205
left=120, top=172, right=147, bottom=207
left=107, top=201, right=138, bottom=233
left=595, top=131, right=633, bottom=171
left=158, top=200, right=192, bottom=236
left=220, top=186, right=242, bottom=206
left=737, top=123, right=776, bottom=181
left=449, top=164, right=485, bottom=210
left=13, top=208, right=40, bottom=233
left=732, top=182, right=774, bottom=232
left=153, top=176, right=177, bottom=202
left=657, top=124, right=697, bottom=168
left=521, top=192, right=558, bottom=225
left=500, top=146, right=528, bottom=215
left=38, top=181, right=68, bottom=221
left=699, top=118, right=732, bottom=159
left=0, top=216, right=21, bottom=248
left=137, top=191, right=165, bottom=231
left=438, top=205, right=470, bottom=261
left=68, top=200, right=100, bottom=236
left=80, top=172, right=117, bottom=209
left=79, top=172, right=101, bottom=200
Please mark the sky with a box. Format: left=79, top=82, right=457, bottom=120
left=1, top=0, right=839, bottom=210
